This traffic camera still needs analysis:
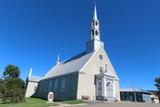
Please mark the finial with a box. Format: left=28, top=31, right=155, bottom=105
left=57, top=55, right=60, bottom=61
left=28, top=68, right=32, bottom=77
left=56, top=55, right=60, bottom=65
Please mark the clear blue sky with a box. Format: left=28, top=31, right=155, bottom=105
left=0, top=0, right=160, bottom=90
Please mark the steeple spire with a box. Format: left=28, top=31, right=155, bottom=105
left=28, top=68, right=32, bottom=77
left=86, top=4, right=104, bottom=53
left=93, top=4, right=97, bottom=20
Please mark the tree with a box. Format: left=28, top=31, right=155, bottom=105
left=0, top=78, right=5, bottom=99
left=154, top=77, right=160, bottom=100
left=155, top=77, right=160, bottom=91
left=3, top=78, right=25, bottom=103
left=3, top=64, right=20, bottom=78
left=0, top=64, right=25, bottom=103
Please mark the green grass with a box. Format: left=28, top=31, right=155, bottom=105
left=0, top=98, right=58, bottom=107
left=61, top=100, right=85, bottom=104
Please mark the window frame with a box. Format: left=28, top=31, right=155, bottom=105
left=61, top=78, right=66, bottom=92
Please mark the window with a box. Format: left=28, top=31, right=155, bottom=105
left=99, top=55, right=103, bottom=60
left=106, top=82, right=113, bottom=97
left=49, top=80, right=52, bottom=91
left=106, top=82, right=112, bottom=87
left=95, top=21, right=98, bottom=25
left=95, top=31, right=98, bottom=35
left=99, top=66, right=103, bottom=73
left=104, top=64, right=108, bottom=73
left=54, top=79, right=58, bottom=90
left=61, top=78, right=66, bottom=92
left=92, top=29, right=94, bottom=36
left=42, top=82, right=45, bottom=93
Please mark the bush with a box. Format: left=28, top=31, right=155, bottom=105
left=0, top=79, right=5, bottom=99
left=2, top=78, right=25, bottom=103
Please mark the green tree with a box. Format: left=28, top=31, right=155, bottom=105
left=3, top=64, right=20, bottom=78
left=154, top=77, right=160, bottom=100
left=0, top=78, right=5, bottom=99
left=3, top=78, right=25, bottom=103
left=155, top=77, right=160, bottom=91
left=0, top=64, right=25, bottom=103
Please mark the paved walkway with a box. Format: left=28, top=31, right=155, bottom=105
left=52, top=101, right=160, bottom=107
left=74, top=102, right=160, bottom=107
left=51, top=102, right=87, bottom=107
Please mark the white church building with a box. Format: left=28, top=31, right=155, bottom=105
left=25, top=5, right=120, bottom=101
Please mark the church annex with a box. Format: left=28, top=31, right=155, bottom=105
left=25, top=5, right=120, bottom=101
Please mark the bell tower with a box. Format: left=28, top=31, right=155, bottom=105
left=86, top=4, right=104, bottom=53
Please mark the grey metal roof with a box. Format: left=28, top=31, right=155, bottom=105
left=28, top=75, right=42, bottom=82
left=120, top=88, right=149, bottom=93
left=44, top=51, right=94, bottom=79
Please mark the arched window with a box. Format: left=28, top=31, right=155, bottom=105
left=54, top=79, right=58, bottom=90
left=99, top=55, right=103, bottom=60
left=106, top=82, right=113, bottom=97
left=49, top=80, right=52, bottom=91
left=104, top=64, right=108, bottom=73
left=95, top=21, right=98, bottom=25
left=99, top=66, right=103, bottom=73
left=106, top=82, right=112, bottom=87
left=95, top=31, right=98, bottom=35
left=61, top=78, right=66, bottom=92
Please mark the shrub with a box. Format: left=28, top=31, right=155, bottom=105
left=2, top=78, right=25, bottom=103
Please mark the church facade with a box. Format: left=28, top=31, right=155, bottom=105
left=25, top=5, right=120, bottom=101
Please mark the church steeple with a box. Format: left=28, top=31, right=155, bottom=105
left=91, top=4, right=100, bottom=40
left=28, top=68, right=32, bottom=77
left=86, top=4, right=104, bottom=53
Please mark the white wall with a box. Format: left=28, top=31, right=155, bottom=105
left=25, top=81, right=38, bottom=97
left=77, top=47, right=120, bottom=101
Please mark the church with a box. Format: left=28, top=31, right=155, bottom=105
left=25, top=5, right=120, bottom=101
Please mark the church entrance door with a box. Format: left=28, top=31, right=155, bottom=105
left=106, top=82, right=113, bottom=98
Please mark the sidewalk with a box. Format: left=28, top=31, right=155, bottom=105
left=51, top=102, right=88, bottom=107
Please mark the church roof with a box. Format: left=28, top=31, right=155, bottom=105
left=44, top=51, right=94, bottom=79
left=120, top=88, right=149, bottom=93
left=28, top=75, right=42, bottom=82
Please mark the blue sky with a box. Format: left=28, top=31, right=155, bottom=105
left=0, top=0, right=160, bottom=90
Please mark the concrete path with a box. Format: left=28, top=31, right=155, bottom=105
left=74, top=102, right=160, bottom=107
left=51, top=102, right=87, bottom=107
left=51, top=101, right=160, bottom=107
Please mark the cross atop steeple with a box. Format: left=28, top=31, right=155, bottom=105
left=56, top=55, right=61, bottom=65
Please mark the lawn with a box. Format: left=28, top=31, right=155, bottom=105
left=0, top=98, right=58, bottom=107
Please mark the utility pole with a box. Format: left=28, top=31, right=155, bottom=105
left=132, top=83, right=136, bottom=102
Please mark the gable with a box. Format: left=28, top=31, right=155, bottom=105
left=80, top=47, right=119, bottom=79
